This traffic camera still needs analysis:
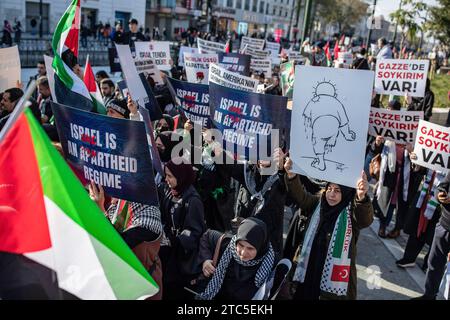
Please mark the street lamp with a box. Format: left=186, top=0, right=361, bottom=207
left=366, top=0, right=377, bottom=50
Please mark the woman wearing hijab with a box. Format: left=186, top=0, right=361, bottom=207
left=158, top=158, right=206, bottom=299
left=283, top=157, right=373, bottom=300
left=155, top=114, right=175, bottom=134
left=195, top=217, right=275, bottom=300
left=155, top=131, right=183, bottom=164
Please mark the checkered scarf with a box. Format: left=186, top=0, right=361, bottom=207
left=196, top=235, right=275, bottom=300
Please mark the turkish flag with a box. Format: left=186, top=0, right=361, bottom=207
left=331, top=264, right=350, bottom=282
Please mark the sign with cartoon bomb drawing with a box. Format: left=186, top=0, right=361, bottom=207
left=290, top=66, right=374, bottom=188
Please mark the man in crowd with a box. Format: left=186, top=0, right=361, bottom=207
left=100, top=79, right=116, bottom=106
left=36, top=76, right=53, bottom=124
left=0, top=88, right=24, bottom=131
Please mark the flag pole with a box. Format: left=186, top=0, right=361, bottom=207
left=0, top=81, right=37, bottom=143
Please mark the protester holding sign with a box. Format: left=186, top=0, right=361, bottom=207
left=284, top=157, right=373, bottom=300
left=158, top=158, right=206, bottom=300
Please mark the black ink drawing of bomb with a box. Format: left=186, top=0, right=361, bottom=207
left=302, top=80, right=355, bottom=171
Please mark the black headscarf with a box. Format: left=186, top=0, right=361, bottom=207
left=236, top=217, right=269, bottom=259
left=156, top=131, right=182, bottom=162
left=320, top=183, right=355, bottom=220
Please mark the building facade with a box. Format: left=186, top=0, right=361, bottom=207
left=0, top=0, right=146, bottom=35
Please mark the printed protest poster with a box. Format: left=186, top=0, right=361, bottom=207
left=337, top=52, right=353, bottom=67
left=209, top=82, right=290, bottom=160
left=250, top=58, right=272, bottom=78
left=217, top=52, right=251, bottom=76
left=368, top=108, right=423, bottom=144
left=184, top=52, right=219, bottom=84
left=134, top=58, right=164, bottom=85
left=0, top=46, right=21, bottom=92
left=280, top=61, right=295, bottom=99
left=178, top=46, right=198, bottom=67
left=244, top=47, right=270, bottom=59
left=412, top=120, right=450, bottom=173
left=265, top=41, right=280, bottom=59
left=135, top=41, right=171, bottom=71
left=288, top=51, right=306, bottom=65
left=240, top=36, right=265, bottom=50
left=209, top=63, right=259, bottom=93
left=197, top=38, right=226, bottom=54
left=290, top=65, right=375, bottom=188
left=167, top=77, right=211, bottom=127
left=115, top=44, right=163, bottom=121
left=375, top=59, right=430, bottom=97
left=51, top=102, right=158, bottom=205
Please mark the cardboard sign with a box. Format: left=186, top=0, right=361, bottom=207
left=337, top=52, right=353, bottom=67
left=217, top=52, right=251, bottom=76
left=240, top=36, right=265, bottom=50
left=184, top=52, right=219, bottom=84
left=244, top=47, right=270, bottom=59
left=369, top=108, right=423, bottom=144
left=250, top=58, right=272, bottom=78
left=290, top=66, right=375, bottom=188
left=375, top=59, right=430, bottom=97
left=134, top=58, right=164, bottom=85
left=288, top=51, right=306, bottom=65
left=51, top=102, right=159, bottom=205
left=0, top=46, right=21, bottom=92
left=265, top=41, right=281, bottom=59
left=209, top=63, right=259, bottom=93
left=412, top=120, right=450, bottom=173
left=135, top=41, right=171, bottom=71
left=197, top=38, right=226, bottom=54
left=178, top=46, right=198, bottom=67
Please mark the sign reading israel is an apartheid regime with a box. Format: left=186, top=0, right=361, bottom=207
left=290, top=65, right=374, bottom=188
left=217, top=52, right=251, bottom=76
left=135, top=41, right=171, bottom=71
left=197, top=38, right=227, bottom=54
left=375, top=59, right=430, bottom=97
left=250, top=58, right=272, bottom=78
left=51, top=102, right=159, bottom=205
left=369, top=108, right=423, bottom=144
left=167, top=77, right=211, bottom=128
left=209, top=82, right=290, bottom=161
left=184, top=52, right=219, bottom=84
left=412, top=120, right=450, bottom=173
left=209, top=63, right=259, bottom=93
left=240, top=36, right=265, bottom=50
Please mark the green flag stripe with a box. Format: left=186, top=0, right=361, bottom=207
left=332, top=210, right=347, bottom=258
left=24, top=109, right=156, bottom=288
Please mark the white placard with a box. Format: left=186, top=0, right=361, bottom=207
left=135, top=41, right=171, bottom=71
left=288, top=51, right=306, bottom=64
left=184, top=52, right=218, bottom=84
left=265, top=41, right=281, bottom=59
left=209, top=63, right=259, bottom=93
left=412, top=120, right=450, bottom=173
left=368, top=108, right=423, bottom=145
left=375, top=59, right=430, bottom=97
left=197, top=38, right=226, bottom=54
left=178, top=46, right=198, bottom=67
left=290, top=65, right=375, bottom=188
left=134, top=58, right=164, bottom=85
left=244, top=46, right=270, bottom=59
left=250, top=58, right=272, bottom=78
left=0, top=46, right=21, bottom=92
left=240, top=36, right=265, bottom=50
left=116, top=44, right=150, bottom=109
left=337, top=52, right=353, bottom=67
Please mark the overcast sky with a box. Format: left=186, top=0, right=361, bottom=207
left=370, top=0, right=438, bottom=22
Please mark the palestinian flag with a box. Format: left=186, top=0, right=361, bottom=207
left=51, top=0, right=94, bottom=112
left=0, top=108, right=159, bottom=299
left=323, top=41, right=332, bottom=66
left=83, top=55, right=107, bottom=114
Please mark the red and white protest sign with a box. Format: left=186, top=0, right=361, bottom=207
left=369, top=108, right=423, bottom=144
left=412, top=120, right=450, bottom=172
left=375, top=59, right=429, bottom=97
